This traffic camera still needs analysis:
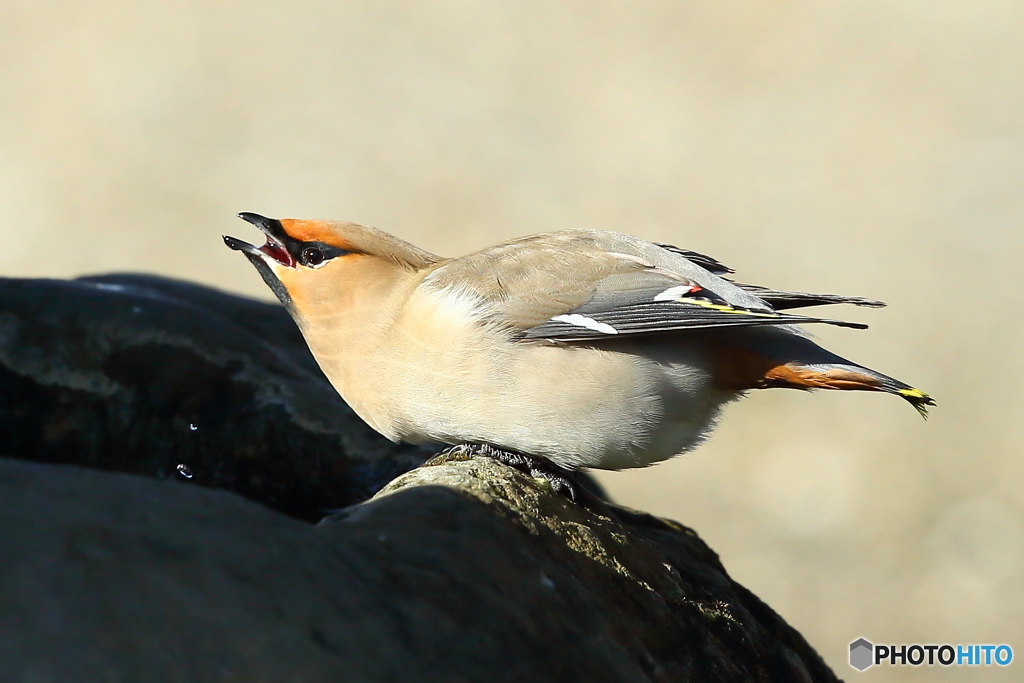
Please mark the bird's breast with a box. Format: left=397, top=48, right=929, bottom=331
left=305, top=285, right=732, bottom=469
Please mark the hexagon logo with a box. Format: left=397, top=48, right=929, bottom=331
left=849, top=638, right=874, bottom=671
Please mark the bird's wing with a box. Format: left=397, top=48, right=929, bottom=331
left=423, top=230, right=869, bottom=341
left=652, top=242, right=885, bottom=310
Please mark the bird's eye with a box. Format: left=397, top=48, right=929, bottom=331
left=302, top=246, right=325, bottom=266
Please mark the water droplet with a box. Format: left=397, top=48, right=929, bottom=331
left=189, top=423, right=198, bottom=431
left=176, top=464, right=193, bottom=479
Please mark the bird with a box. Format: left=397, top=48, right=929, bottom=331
left=224, top=212, right=932, bottom=492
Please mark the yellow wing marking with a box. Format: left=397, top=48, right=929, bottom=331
left=676, top=297, right=780, bottom=318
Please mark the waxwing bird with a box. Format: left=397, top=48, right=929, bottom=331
left=224, top=213, right=933, bottom=479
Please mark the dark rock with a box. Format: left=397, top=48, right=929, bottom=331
left=0, top=273, right=606, bottom=519
left=0, top=455, right=839, bottom=683
left=0, top=273, right=835, bottom=681
left=0, top=274, right=432, bottom=520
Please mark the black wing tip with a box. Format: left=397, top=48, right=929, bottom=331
left=826, top=296, right=886, bottom=309
left=831, top=319, right=869, bottom=330
left=733, top=283, right=888, bottom=310
left=779, top=310, right=868, bottom=329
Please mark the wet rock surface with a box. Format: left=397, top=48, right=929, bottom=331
left=0, top=273, right=840, bottom=682
left=0, top=274, right=432, bottom=520
left=0, top=455, right=839, bottom=683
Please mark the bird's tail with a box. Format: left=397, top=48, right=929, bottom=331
left=760, top=360, right=935, bottom=417
left=708, top=330, right=935, bottom=417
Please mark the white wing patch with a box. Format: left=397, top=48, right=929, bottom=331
left=653, top=285, right=695, bottom=302
left=654, top=284, right=779, bottom=317
left=551, top=314, right=619, bottom=335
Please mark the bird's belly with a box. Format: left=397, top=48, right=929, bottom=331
left=374, top=331, right=732, bottom=470
left=310, top=287, right=736, bottom=471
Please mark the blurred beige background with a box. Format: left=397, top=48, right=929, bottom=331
left=2, top=1, right=1021, bottom=678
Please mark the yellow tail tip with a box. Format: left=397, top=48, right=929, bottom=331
left=898, top=387, right=935, bottom=418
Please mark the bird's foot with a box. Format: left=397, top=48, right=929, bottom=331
left=423, top=444, right=476, bottom=466
left=429, top=443, right=580, bottom=502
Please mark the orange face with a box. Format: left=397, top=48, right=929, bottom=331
left=277, top=219, right=359, bottom=254
left=224, top=213, right=364, bottom=311
left=224, top=212, right=437, bottom=325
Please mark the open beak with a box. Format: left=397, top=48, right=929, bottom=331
left=223, top=213, right=296, bottom=268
